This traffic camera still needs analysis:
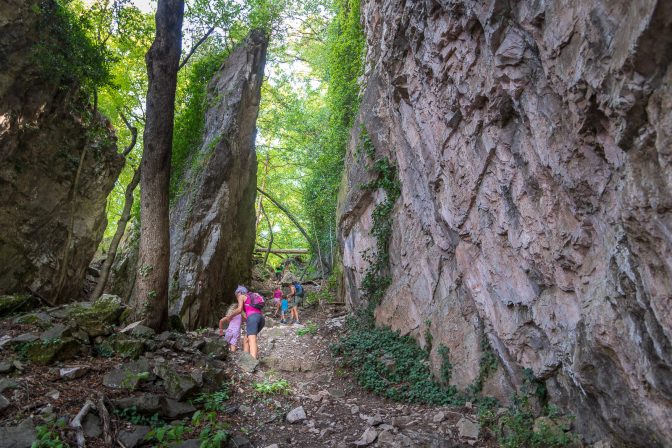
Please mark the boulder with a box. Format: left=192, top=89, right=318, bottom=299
left=25, top=337, right=81, bottom=364
left=200, top=338, right=229, bottom=360
left=236, top=352, right=259, bottom=373
left=109, top=334, right=146, bottom=359
left=117, top=425, right=151, bottom=448
left=167, top=31, right=268, bottom=329
left=337, top=0, right=672, bottom=444
left=103, top=358, right=153, bottom=390
left=82, top=413, right=102, bottom=438
left=163, top=398, right=197, bottom=419
left=15, top=312, right=52, bottom=328
left=68, top=295, right=124, bottom=337
left=0, top=418, right=36, bottom=448
left=0, top=379, right=19, bottom=394
left=0, top=296, right=38, bottom=318
left=0, top=0, right=123, bottom=303
left=0, top=360, right=14, bottom=374
left=154, top=363, right=199, bottom=400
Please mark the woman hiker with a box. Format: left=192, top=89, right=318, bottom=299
left=219, top=285, right=265, bottom=359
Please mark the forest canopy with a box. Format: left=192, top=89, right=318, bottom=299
left=53, top=0, right=364, bottom=279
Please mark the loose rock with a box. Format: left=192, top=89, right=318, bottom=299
left=286, top=406, right=307, bottom=423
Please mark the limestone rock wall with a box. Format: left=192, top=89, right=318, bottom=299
left=168, top=31, right=267, bottom=329
left=337, top=0, right=672, bottom=445
left=0, top=0, right=124, bottom=303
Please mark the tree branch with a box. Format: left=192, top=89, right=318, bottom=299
left=120, top=112, right=138, bottom=157
left=256, top=187, right=317, bottom=254
left=179, top=26, right=215, bottom=70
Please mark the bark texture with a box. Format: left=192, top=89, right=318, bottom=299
left=338, top=0, right=672, bottom=445
left=168, top=31, right=267, bottom=329
left=134, top=0, right=184, bottom=330
left=0, top=0, right=123, bottom=302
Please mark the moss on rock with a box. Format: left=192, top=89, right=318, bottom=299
left=0, top=295, right=38, bottom=317
left=26, top=337, right=81, bottom=364
left=68, top=294, right=124, bottom=337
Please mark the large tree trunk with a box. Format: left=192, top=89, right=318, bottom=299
left=134, top=0, right=184, bottom=331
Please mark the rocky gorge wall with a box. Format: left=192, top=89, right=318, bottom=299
left=337, top=0, right=672, bottom=445
left=0, top=0, right=124, bottom=303
left=168, top=31, right=267, bottom=329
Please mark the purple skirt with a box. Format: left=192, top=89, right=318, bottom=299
left=224, top=314, right=242, bottom=346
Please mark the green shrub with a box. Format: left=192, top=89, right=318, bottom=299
left=144, top=424, right=186, bottom=447
left=253, top=379, right=291, bottom=396
left=33, top=421, right=68, bottom=448
left=296, top=322, right=318, bottom=336
left=332, top=315, right=463, bottom=406
left=114, top=406, right=162, bottom=427
left=192, top=386, right=230, bottom=411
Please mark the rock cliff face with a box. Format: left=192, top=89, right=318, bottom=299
left=0, top=0, right=124, bottom=303
left=168, top=31, right=267, bottom=329
left=338, top=0, right=672, bottom=445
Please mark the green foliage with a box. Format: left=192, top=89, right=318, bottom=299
left=253, top=378, right=291, bottom=395
left=170, top=48, right=229, bottom=200
left=192, top=386, right=230, bottom=411
left=437, top=344, right=453, bottom=385
left=467, top=333, right=498, bottom=395
left=359, top=128, right=401, bottom=305
left=33, top=0, right=112, bottom=94
left=490, top=395, right=578, bottom=448
left=191, top=409, right=231, bottom=446
left=332, top=316, right=464, bottom=406
left=296, top=321, right=318, bottom=336
left=114, top=406, right=163, bottom=427
left=145, top=423, right=187, bottom=447
left=33, top=421, right=68, bottom=448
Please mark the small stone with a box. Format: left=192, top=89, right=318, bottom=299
left=0, top=378, right=18, bottom=394
left=130, top=325, right=156, bottom=339
left=353, top=427, right=378, bottom=446
left=117, top=425, right=151, bottom=448
left=328, top=387, right=346, bottom=398
left=457, top=417, right=480, bottom=439
left=286, top=406, right=307, bottom=423
left=0, top=394, right=10, bottom=411
left=226, top=435, right=253, bottom=448
left=465, top=401, right=473, bottom=410
left=163, top=398, right=197, bottom=419
left=238, top=404, right=253, bottom=415
left=0, top=336, right=12, bottom=349
left=59, top=366, right=89, bottom=380
left=432, top=411, right=445, bottom=423
left=264, top=445, right=280, bottom=448
left=0, top=360, right=14, bottom=374
left=46, top=390, right=60, bottom=400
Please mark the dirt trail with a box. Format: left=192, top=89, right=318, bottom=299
left=225, top=304, right=496, bottom=448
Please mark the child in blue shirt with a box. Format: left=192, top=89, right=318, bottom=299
left=280, top=295, right=289, bottom=324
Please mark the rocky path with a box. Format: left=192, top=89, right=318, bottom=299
left=226, top=305, right=495, bottom=448
left=0, top=295, right=495, bottom=448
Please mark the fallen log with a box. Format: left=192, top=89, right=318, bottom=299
left=254, top=248, right=309, bottom=255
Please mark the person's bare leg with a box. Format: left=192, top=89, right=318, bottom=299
left=243, top=336, right=250, bottom=353
left=230, top=344, right=237, bottom=352
left=248, top=335, right=258, bottom=359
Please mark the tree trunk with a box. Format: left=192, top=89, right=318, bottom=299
left=91, top=166, right=141, bottom=301
left=134, top=0, right=184, bottom=331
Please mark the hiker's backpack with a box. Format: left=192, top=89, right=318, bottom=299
left=294, top=282, right=304, bottom=296
left=247, top=292, right=265, bottom=310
